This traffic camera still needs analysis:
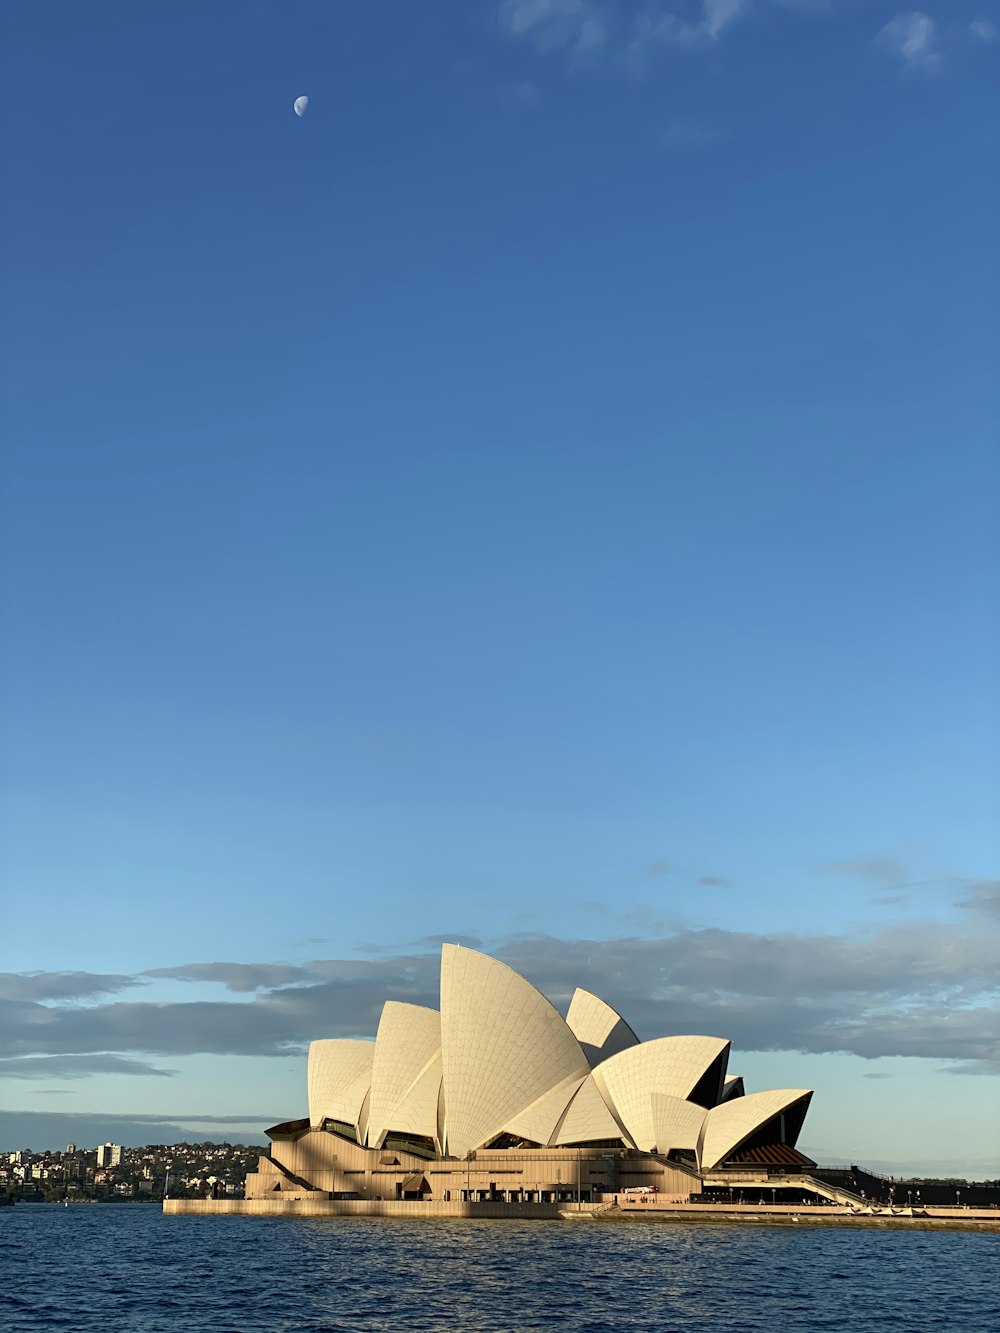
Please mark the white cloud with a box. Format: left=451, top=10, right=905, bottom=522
left=0, top=1054, right=177, bottom=1080
left=957, top=880, right=1000, bottom=922
left=0, top=971, right=141, bottom=1002
left=877, top=12, right=941, bottom=70
left=4, top=899, right=998, bottom=1072
left=703, top=0, right=750, bottom=41
left=499, top=0, right=981, bottom=82
left=498, top=0, right=608, bottom=55
left=500, top=0, right=754, bottom=74
left=632, top=0, right=750, bottom=51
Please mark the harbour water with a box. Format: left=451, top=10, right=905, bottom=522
left=3, top=1204, right=996, bottom=1332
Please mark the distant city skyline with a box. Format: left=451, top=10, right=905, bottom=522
left=2, top=1, right=997, bottom=1178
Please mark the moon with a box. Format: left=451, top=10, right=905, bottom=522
left=293, top=95, right=309, bottom=118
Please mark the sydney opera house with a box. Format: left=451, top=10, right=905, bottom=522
left=245, top=944, right=816, bottom=1206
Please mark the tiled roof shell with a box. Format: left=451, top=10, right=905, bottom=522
left=565, top=988, right=640, bottom=1067
left=367, top=1002, right=442, bottom=1150
left=307, top=1039, right=374, bottom=1139
left=698, top=1089, right=812, bottom=1171
left=300, top=946, right=813, bottom=1170
left=592, top=1037, right=730, bottom=1151
left=440, top=944, right=590, bottom=1157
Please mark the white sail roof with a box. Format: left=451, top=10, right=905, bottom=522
left=440, top=944, right=590, bottom=1157
left=503, top=1074, right=587, bottom=1145
left=367, top=1002, right=442, bottom=1150
left=565, top=988, right=640, bottom=1067
left=650, top=1093, right=706, bottom=1154
left=698, top=1088, right=813, bottom=1171
left=550, top=1074, right=633, bottom=1147
left=592, top=1036, right=730, bottom=1151
left=307, top=1038, right=374, bottom=1137
left=294, top=947, right=815, bottom=1176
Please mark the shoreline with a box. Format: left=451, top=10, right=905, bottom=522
left=162, top=1198, right=1000, bottom=1232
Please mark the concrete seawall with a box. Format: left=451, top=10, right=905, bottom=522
left=164, top=1198, right=565, bottom=1219
left=164, top=1198, right=1000, bottom=1229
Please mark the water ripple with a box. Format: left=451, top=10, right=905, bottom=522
left=0, top=1206, right=996, bottom=1332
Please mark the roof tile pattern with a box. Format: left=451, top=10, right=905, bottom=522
left=593, top=1036, right=730, bottom=1151
left=551, top=1074, right=634, bottom=1146
left=650, top=1093, right=706, bottom=1153
left=565, top=988, right=640, bottom=1067
left=440, top=944, right=590, bottom=1157
left=307, top=1039, right=375, bottom=1134
left=504, top=1074, right=587, bottom=1145
left=698, top=1089, right=813, bottom=1171
left=367, top=1002, right=442, bottom=1150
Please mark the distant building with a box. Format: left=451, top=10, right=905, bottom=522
left=96, top=1143, right=123, bottom=1168
left=66, top=1143, right=76, bottom=1155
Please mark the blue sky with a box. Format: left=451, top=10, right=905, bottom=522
left=1, top=1, right=998, bottom=1173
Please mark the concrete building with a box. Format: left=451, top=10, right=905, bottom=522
left=96, top=1143, right=123, bottom=1168
left=245, top=945, right=818, bottom=1206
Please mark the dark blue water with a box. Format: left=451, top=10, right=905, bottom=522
left=2, top=1206, right=997, bottom=1332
